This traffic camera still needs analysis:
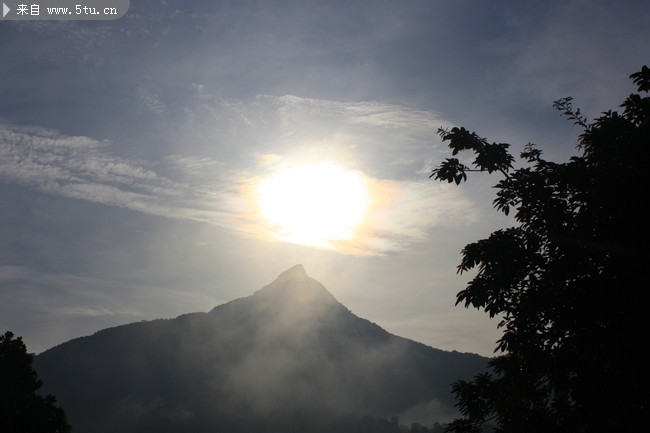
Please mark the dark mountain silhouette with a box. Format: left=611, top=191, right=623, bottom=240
left=34, top=265, right=488, bottom=433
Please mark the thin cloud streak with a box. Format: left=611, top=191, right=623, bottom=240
left=0, top=123, right=238, bottom=227
left=1, top=95, right=473, bottom=255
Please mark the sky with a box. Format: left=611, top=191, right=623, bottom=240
left=1, top=0, right=648, bottom=356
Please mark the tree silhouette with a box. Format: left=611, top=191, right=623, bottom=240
left=430, top=66, right=650, bottom=433
left=0, top=331, right=72, bottom=433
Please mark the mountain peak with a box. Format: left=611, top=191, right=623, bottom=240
left=277, top=264, right=308, bottom=281
left=253, top=265, right=338, bottom=307
left=34, top=265, right=490, bottom=433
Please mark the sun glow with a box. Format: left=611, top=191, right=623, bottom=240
left=257, top=163, right=369, bottom=248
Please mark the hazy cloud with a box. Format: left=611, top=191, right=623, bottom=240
left=1, top=93, right=474, bottom=256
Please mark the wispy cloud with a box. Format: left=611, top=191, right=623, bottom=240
left=0, top=123, right=234, bottom=224
left=1, top=94, right=475, bottom=255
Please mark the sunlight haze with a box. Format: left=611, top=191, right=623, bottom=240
left=257, top=163, right=369, bottom=249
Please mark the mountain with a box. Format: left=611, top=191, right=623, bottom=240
left=34, top=265, right=488, bottom=433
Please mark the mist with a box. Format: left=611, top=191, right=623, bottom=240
left=34, top=266, right=487, bottom=432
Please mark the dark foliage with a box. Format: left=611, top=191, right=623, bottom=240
left=430, top=67, right=650, bottom=433
left=0, top=331, right=72, bottom=433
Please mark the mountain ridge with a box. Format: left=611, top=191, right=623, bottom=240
left=34, top=266, right=488, bottom=433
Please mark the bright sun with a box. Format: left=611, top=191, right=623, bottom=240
left=257, top=163, right=369, bottom=248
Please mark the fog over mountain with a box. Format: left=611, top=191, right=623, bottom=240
left=34, top=265, right=487, bottom=432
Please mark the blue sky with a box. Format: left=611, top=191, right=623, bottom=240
left=1, top=0, right=648, bottom=355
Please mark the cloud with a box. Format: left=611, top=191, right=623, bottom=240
left=52, top=305, right=140, bottom=318
left=0, top=93, right=476, bottom=255
left=0, top=123, right=233, bottom=223
left=399, top=398, right=459, bottom=426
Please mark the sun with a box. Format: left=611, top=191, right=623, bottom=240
left=257, top=163, right=369, bottom=248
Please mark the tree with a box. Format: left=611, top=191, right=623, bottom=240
left=430, top=66, right=650, bottom=433
left=0, top=331, right=72, bottom=433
